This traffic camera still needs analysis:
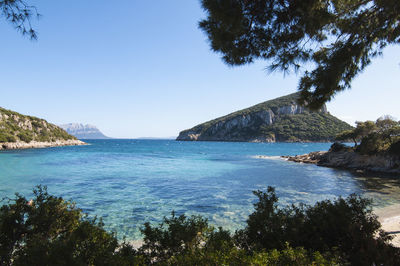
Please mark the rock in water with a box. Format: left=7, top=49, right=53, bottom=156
left=176, top=92, right=352, bottom=142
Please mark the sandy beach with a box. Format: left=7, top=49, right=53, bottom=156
left=375, top=204, right=400, bottom=247
left=129, top=240, right=144, bottom=249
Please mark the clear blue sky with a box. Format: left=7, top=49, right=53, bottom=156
left=1, top=1, right=399, bottom=138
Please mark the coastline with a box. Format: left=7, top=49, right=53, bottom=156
left=281, top=151, right=400, bottom=174
left=271, top=152, right=400, bottom=247
left=375, top=204, right=400, bottom=247
left=0, top=139, right=87, bottom=150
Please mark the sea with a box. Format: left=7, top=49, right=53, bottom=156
left=1, top=139, right=400, bottom=240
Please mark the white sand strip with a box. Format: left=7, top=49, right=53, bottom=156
left=375, top=204, right=400, bottom=247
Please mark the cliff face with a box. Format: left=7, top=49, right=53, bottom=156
left=177, top=93, right=350, bottom=142
left=59, top=123, right=110, bottom=139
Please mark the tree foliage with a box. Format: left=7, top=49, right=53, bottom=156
left=336, top=129, right=359, bottom=146
left=336, top=120, right=377, bottom=146
left=336, top=116, right=400, bottom=154
left=199, top=0, right=400, bottom=109
left=0, top=0, right=39, bottom=39
left=235, top=187, right=399, bottom=265
left=139, top=212, right=210, bottom=263
left=0, top=186, right=141, bottom=265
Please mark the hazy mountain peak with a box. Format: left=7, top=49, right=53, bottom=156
left=60, top=123, right=110, bottom=139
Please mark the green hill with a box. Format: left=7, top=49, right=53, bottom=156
left=177, top=93, right=353, bottom=142
left=0, top=107, right=76, bottom=143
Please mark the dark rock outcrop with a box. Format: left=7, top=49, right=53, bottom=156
left=283, top=151, right=400, bottom=174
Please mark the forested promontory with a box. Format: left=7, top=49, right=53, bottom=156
left=177, top=93, right=352, bottom=142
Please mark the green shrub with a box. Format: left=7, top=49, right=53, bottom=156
left=357, top=133, right=388, bottom=155
left=169, top=244, right=339, bottom=265
left=1, top=186, right=399, bottom=265
left=235, top=187, right=400, bottom=265
left=0, top=134, right=9, bottom=143
left=6, top=135, right=16, bottom=142
left=31, top=120, right=42, bottom=129
left=0, top=133, right=16, bottom=143
left=139, top=212, right=210, bottom=263
left=17, top=132, right=33, bottom=143
left=0, top=186, right=120, bottom=265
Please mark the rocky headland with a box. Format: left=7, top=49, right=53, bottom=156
left=0, top=107, right=86, bottom=150
left=282, top=150, right=400, bottom=174
left=177, top=92, right=352, bottom=142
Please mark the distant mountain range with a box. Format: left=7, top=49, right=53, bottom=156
left=136, top=137, right=176, bottom=140
left=60, top=123, right=110, bottom=139
left=177, top=92, right=353, bottom=142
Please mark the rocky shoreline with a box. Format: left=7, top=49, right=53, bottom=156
left=0, top=139, right=87, bottom=150
left=282, top=150, right=400, bottom=174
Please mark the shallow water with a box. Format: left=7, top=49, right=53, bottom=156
left=1, top=140, right=399, bottom=240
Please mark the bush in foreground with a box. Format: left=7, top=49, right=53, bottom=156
left=236, top=187, right=399, bottom=265
left=0, top=186, right=142, bottom=265
left=1, top=186, right=399, bottom=265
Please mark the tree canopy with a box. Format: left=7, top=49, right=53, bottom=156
left=0, top=0, right=39, bottom=39
left=336, top=115, right=400, bottom=154
left=199, top=0, right=400, bottom=109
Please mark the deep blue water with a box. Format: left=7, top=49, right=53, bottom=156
left=1, top=139, right=400, bottom=240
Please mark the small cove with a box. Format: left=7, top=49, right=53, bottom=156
left=1, top=139, right=399, bottom=240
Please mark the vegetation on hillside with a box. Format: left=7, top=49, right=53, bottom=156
left=260, top=112, right=352, bottom=142
left=336, top=116, right=400, bottom=156
left=179, top=93, right=353, bottom=142
left=188, top=92, right=300, bottom=134
left=1, top=186, right=399, bottom=265
left=0, top=107, right=76, bottom=143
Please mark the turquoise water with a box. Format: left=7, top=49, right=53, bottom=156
left=1, top=140, right=400, bottom=240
